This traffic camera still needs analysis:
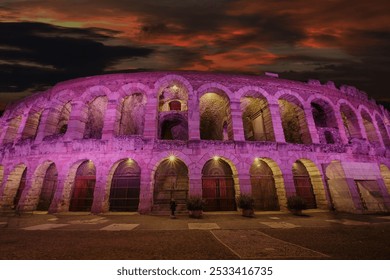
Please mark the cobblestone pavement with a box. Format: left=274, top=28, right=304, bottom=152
left=0, top=210, right=389, bottom=259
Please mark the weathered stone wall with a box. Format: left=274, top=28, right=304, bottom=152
left=0, top=71, right=389, bottom=214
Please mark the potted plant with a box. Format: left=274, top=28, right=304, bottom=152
left=186, top=196, right=205, bottom=218
left=287, top=195, right=307, bottom=215
left=237, top=194, right=255, bottom=217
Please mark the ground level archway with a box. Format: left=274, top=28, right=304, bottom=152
left=69, top=160, right=96, bottom=211
left=250, top=159, right=279, bottom=210
left=153, top=157, right=189, bottom=210
left=109, top=159, right=140, bottom=212
left=202, top=158, right=236, bottom=211
left=36, top=163, right=58, bottom=211
left=292, top=160, right=317, bottom=209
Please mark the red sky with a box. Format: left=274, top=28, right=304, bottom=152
left=1, top=0, right=389, bottom=110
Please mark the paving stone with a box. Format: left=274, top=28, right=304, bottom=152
left=100, top=223, right=139, bottom=231
left=68, top=217, right=107, bottom=224
left=23, top=224, right=69, bottom=230
left=212, top=229, right=328, bottom=259
left=326, top=219, right=370, bottom=226
left=188, top=223, right=220, bottom=230
left=260, top=222, right=300, bottom=228
left=269, top=217, right=280, bottom=220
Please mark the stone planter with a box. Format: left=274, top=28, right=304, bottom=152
left=189, top=210, right=203, bottom=218
left=289, top=208, right=303, bottom=216
left=242, top=208, right=254, bottom=217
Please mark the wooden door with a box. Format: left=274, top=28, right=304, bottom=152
left=202, top=177, right=236, bottom=211
left=251, top=175, right=279, bottom=210
left=294, top=176, right=317, bottom=209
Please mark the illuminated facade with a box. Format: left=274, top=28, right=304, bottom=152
left=0, top=71, right=389, bottom=214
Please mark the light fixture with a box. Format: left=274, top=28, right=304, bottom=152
left=169, top=155, right=176, bottom=161
left=213, top=156, right=220, bottom=161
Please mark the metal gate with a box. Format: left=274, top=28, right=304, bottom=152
left=251, top=175, right=279, bottom=211
left=293, top=176, right=317, bottom=209
left=202, top=176, right=236, bottom=211
left=69, top=175, right=95, bottom=211
left=109, top=176, right=140, bottom=211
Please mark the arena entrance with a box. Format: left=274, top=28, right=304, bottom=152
left=109, top=160, right=140, bottom=212
left=153, top=158, right=189, bottom=210
left=69, top=161, right=96, bottom=211
left=13, top=168, right=27, bottom=209
left=293, top=161, right=317, bottom=209
left=250, top=160, right=279, bottom=211
left=202, top=158, right=236, bottom=211
left=36, top=163, right=58, bottom=211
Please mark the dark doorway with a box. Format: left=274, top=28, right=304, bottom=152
left=109, top=160, right=140, bottom=212
left=250, top=160, right=279, bottom=210
left=202, top=159, right=236, bottom=211
left=154, top=158, right=189, bottom=208
left=293, top=161, right=317, bottom=209
left=69, top=161, right=96, bottom=211
left=37, top=163, right=58, bottom=211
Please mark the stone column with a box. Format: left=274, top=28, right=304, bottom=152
left=372, top=119, right=385, bottom=148
left=357, top=115, right=368, bottom=140
left=230, top=101, right=245, bottom=141
left=304, top=107, right=320, bottom=144
left=14, top=112, right=29, bottom=143
left=334, top=110, right=349, bottom=144
left=102, top=99, right=118, bottom=140
left=138, top=168, right=152, bottom=213
left=48, top=170, right=69, bottom=213
left=188, top=95, right=200, bottom=140
left=34, top=108, right=52, bottom=143
left=268, top=103, right=286, bottom=143
left=189, top=168, right=202, bottom=196
left=64, top=101, right=87, bottom=141
left=0, top=119, right=9, bottom=145
left=91, top=167, right=108, bottom=214
left=17, top=167, right=37, bottom=212
left=143, top=97, right=157, bottom=139
left=237, top=173, right=251, bottom=195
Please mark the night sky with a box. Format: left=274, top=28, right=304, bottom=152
left=1, top=0, right=389, bottom=111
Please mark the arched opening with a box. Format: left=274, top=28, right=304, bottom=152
left=3, top=115, right=22, bottom=144
left=153, top=158, right=189, bottom=210
left=22, top=110, right=43, bottom=140
left=158, top=82, right=189, bottom=140
left=117, top=93, right=146, bottom=136
left=241, top=95, right=275, bottom=141
left=159, top=113, right=188, bottom=140
left=202, top=158, right=236, bottom=211
left=292, top=160, right=317, bottom=209
left=278, top=96, right=311, bottom=144
left=109, top=159, right=141, bottom=212
left=36, top=163, right=58, bottom=211
left=340, top=103, right=362, bottom=139
left=250, top=159, right=279, bottom=210
left=69, top=161, right=96, bottom=211
left=380, top=164, right=390, bottom=194
left=13, top=168, right=27, bottom=209
left=0, top=165, right=3, bottom=187
left=375, top=115, right=390, bottom=146
left=84, top=96, right=108, bottom=139
left=200, top=92, right=233, bottom=141
left=311, top=100, right=339, bottom=144
left=361, top=110, right=380, bottom=144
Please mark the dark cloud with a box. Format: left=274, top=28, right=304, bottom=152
left=0, top=22, right=153, bottom=92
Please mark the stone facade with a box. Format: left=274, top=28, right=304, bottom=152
left=0, top=71, right=390, bottom=214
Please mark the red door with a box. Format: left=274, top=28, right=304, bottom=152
left=294, top=176, right=317, bottom=209
left=251, top=175, right=279, bottom=211
left=202, top=177, right=236, bottom=211
left=69, top=176, right=95, bottom=211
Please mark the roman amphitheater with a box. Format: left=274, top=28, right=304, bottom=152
left=0, top=71, right=389, bottom=215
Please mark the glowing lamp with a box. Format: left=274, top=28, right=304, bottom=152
left=169, top=155, right=176, bottom=161
left=213, top=156, right=220, bottom=161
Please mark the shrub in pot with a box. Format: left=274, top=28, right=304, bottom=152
left=287, top=195, right=307, bottom=215
left=186, top=196, right=205, bottom=218
left=237, top=194, right=255, bottom=217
